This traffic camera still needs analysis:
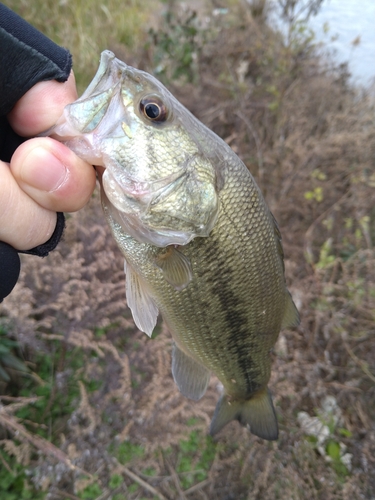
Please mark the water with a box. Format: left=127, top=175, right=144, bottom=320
left=309, top=0, right=375, bottom=87
left=271, top=0, right=375, bottom=87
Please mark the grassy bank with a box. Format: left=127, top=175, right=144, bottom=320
left=1, top=1, right=375, bottom=498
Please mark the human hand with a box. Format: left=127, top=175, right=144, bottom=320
left=0, top=72, right=96, bottom=251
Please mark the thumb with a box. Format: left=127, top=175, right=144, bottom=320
left=10, top=137, right=96, bottom=213
left=0, top=160, right=57, bottom=250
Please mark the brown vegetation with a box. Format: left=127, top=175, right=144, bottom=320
left=1, top=1, right=375, bottom=499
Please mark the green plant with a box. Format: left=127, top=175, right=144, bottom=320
left=112, top=441, right=145, bottom=465
left=78, top=483, right=103, bottom=499
left=109, top=473, right=124, bottom=489
left=176, top=430, right=217, bottom=489
left=14, top=344, right=85, bottom=440
left=147, top=7, right=207, bottom=84
left=315, top=239, right=336, bottom=269
left=0, top=450, right=45, bottom=500
left=304, top=186, right=324, bottom=202
left=298, top=398, right=352, bottom=479
left=277, top=0, right=323, bottom=49
left=0, top=326, right=29, bottom=383
left=325, top=439, right=349, bottom=477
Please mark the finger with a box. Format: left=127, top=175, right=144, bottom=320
left=10, top=137, right=97, bottom=213
left=8, top=71, right=78, bottom=136
left=0, top=161, right=57, bottom=250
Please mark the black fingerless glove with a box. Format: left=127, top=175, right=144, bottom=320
left=0, top=3, right=72, bottom=302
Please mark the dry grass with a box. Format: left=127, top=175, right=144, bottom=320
left=7, top=0, right=156, bottom=93
left=1, top=1, right=375, bottom=499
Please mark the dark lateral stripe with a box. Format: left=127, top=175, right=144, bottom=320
left=205, top=236, right=260, bottom=395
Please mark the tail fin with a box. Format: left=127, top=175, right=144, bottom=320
left=209, top=387, right=278, bottom=440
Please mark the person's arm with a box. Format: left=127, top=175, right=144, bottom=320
left=0, top=3, right=72, bottom=158
left=0, top=4, right=95, bottom=302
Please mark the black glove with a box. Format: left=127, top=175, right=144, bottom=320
left=0, top=3, right=72, bottom=302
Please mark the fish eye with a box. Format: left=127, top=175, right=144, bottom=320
left=140, top=96, right=168, bottom=123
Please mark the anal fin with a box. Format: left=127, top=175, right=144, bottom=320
left=172, top=344, right=210, bottom=401
left=210, top=387, right=278, bottom=440
left=124, top=260, right=159, bottom=337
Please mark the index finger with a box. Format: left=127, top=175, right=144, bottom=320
left=7, top=71, right=78, bottom=137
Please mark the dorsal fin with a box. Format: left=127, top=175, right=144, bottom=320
left=271, top=212, right=285, bottom=264
left=124, top=260, right=159, bottom=337
left=281, top=291, right=300, bottom=329
left=270, top=212, right=300, bottom=329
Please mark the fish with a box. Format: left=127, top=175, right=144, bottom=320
left=48, top=50, right=300, bottom=440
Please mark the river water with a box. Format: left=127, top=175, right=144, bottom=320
left=270, top=0, right=375, bottom=88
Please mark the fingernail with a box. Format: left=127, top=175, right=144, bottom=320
left=21, top=147, right=68, bottom=192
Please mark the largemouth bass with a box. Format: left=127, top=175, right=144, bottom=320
left=49, top=51, right=299, bottom=440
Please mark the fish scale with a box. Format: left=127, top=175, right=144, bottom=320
left=48, top=50, right=300, bottom=439
left=103, top=153, right=292, bottom=423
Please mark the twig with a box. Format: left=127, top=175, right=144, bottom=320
left=326, top=381, right=362, bottom=393
left=184, top=478, right=211, bottom=496
left=0, top=396, right=40, bottom=413
left=95, top=488, right=111, bottom=500
left=117, top=420, right=134, bottom=443
left=354, top=400, right=372, bottom=429
left=17, top=418, right=48, bottom=430
left=166, top=460, right=187, bottom=500
left=0, top=449, right=13, bottom=473
left=304, top=192, right=349, bottom=266
left=343, top=341, right=375, bottom=384
left=114, top=459, right=168, bottom=500
left=51, top=489, right=81, bottom=500
left=0, top=410, right=87, bottom=474
left=0, top=395, right=39, bottom=402
left=235, top=110, right=264, bottom=182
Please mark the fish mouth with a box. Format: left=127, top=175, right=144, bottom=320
left=81, top=50, right=144, bottom=101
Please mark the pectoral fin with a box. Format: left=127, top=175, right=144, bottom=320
left=154, top=247, right=192, bottom=291
left=281, top=291, right=300, bottom=329
left=210, top=387, right=278, bottom=440
left=124, top=260, right=159, bottom=337
left=172, top=344, right=211, bottom=401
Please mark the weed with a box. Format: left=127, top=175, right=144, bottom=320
left=112, top=441, right=145, bottom=465
left=0, top=326, right=28, bottom=383
left=0, top=450, right=45, bottom=500
left=142, top=467, right=157, bottom=477
left=315, top=239, right=335, bottom=269
left=298, top=397, right=352, bottom=479
left=128, top=482, right=139, bottom=493
left=176, top=430, right=217, bottom=489
left=109, top=473, right=123, bottom=489
left=304, top=186, right=324, bottom=202
left=78, top=483, right=103, bottom=499
left=148, top=7, right=207, bottom=84
left=15, top=345, right=82, bottom=440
